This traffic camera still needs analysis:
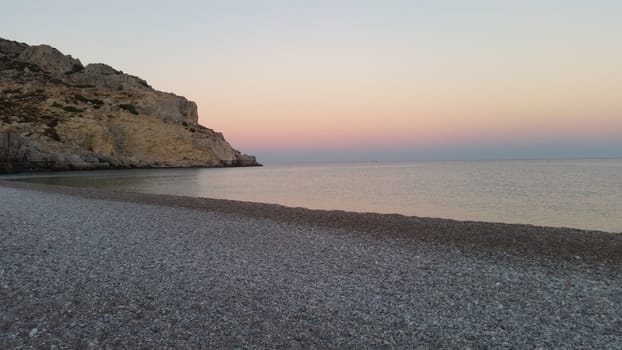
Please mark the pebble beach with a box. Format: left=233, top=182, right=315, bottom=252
left=1, top=181, right=621, bottom=348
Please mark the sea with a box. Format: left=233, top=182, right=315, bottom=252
left=3, top=159, right=621, bottom=233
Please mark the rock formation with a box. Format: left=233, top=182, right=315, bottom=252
left=17, top=44, right=83, bottom=75
left=0, top=38, right=259, bottom=172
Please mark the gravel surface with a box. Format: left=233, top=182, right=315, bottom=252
left=1, top=184, right=621, bottom=349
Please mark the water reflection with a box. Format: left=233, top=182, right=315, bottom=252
left=4, top=160, right=622, bottom=233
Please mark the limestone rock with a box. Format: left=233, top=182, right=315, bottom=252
left=67, top=63, right=152, bottom=90
left=83, top=63, right=120, bottom=75
left=17, top=44, right=83, bottom=74
left=61, top=61, right=199, bottom=123
left=0, top=39, right=27, bottom=57
left=63, top=65, right=197, bottom=124
left=132, top=91, right=199, bottom=124
left=0, top=37, right=260, bottom=173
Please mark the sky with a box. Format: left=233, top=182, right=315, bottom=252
left=2, top=0, right=621, bottom=163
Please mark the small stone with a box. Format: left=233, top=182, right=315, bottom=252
left=29, top=327, right=38, bottom=337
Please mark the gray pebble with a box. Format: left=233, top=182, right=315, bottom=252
left=1, top=185, right=621, bottom=349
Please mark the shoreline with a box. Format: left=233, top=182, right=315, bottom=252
left=2, top=179, right=621, bottom=265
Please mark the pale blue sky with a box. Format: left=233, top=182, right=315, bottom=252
left=2, top=1, right=621, bottom=163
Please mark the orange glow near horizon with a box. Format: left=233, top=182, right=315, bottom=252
left=186, top=40, right=622, bottom=154
left=103, top=1, right=622, bottom=159
left=195, top=69, right=622, bottom=151
left=5, top=1, right=622, bottom=159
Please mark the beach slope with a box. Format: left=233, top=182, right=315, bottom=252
left=1, top=182, right=621, bottom=348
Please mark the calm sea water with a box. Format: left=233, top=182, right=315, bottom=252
left=4, top=159, right=622, bottom=233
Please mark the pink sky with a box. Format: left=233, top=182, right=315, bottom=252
left=4, top=1, right=622, bottom=161
left=195, top=58, right=621, bottom=153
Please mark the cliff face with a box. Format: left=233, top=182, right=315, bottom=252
left=0, top=38, right=259, bottom=173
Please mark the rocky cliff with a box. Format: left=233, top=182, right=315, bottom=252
left=0, top=38, right=259, bottom=173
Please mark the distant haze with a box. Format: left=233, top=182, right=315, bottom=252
left=3, top=1, right=622, bottom=162
left=255, top=138, right=622, bottom=164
